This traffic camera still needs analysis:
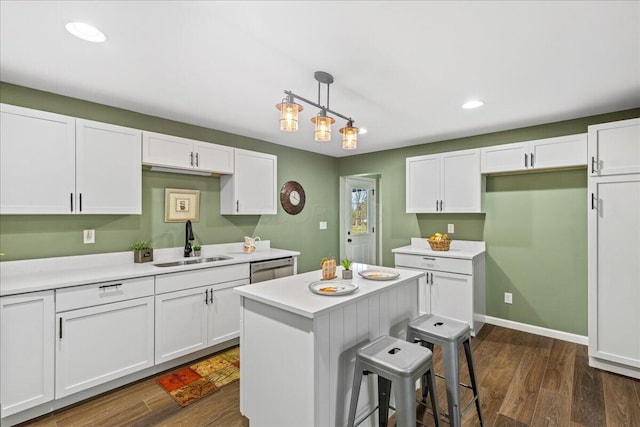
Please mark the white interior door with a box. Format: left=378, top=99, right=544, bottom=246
left=344, top=177, right=376, bottom=265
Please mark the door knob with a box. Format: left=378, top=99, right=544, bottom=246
left=347, top=238, right=352, bottom=243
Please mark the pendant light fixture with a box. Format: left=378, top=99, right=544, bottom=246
left=276, top=94, right=303, bottom=132
left=340, top=120, right=358, bottom=149
left=276, top=71, right=359, bottom=149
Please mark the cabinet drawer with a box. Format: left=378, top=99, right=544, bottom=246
left=56, top=276, right=155, bottom=312
left=155, top=263, right=250, bottom=294
left=395, top=253, right=472, bottom=275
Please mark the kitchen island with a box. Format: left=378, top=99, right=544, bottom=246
left=235, top=264, right=425, bottom=427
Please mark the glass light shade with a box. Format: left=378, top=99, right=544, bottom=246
left=340, top=123, right=358, bottom=149
left=311, top=113, right=335, bottom=142
left=276, top=100, right=303, bottom=132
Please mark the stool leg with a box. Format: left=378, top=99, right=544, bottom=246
left=419, top=341, right=435, bottom=402
left=463, top=339, right=484, bottom=427
left=393, top=377, right=416, bottom=427
left=442, top=341, right=461, bottom=427
left=347, top=359, right=364, bottom=427
left=425, top=368, right=440, bottom=427
left=377, top=376, right=392, bottom=427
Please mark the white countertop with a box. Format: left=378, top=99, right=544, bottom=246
left=0, top=241, right=299, bottom=296
left=234, top=263, right=425, bottom=319
left=392, top=238, right=486, bottom=259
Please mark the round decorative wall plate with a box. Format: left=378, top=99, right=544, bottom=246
left=280, top=180, right=306, bottom=215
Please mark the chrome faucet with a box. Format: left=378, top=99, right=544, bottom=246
left=184, top=220, right=194, bottom=257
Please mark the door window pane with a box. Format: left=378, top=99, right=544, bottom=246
left=351, top=188, right=368, bottom=235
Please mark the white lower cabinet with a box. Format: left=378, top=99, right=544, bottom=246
left=154, top=264, right=249, bottom=364
left=55, top=278, right=155, bottom=398
left=394, top=252, right=485, bottom=335
left=0, top=291, right=55, bottom=416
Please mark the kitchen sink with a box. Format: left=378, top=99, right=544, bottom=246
left=154, top=256, right=233, bottom=267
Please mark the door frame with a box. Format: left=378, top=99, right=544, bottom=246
left=339, top=174, right=382, bottom=265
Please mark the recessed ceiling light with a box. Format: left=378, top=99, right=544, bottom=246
left=66, top=22, right=106, bottom=43
left=358, top=128, right=368, bottom=135
left=462, top=100, right=484, bottom=109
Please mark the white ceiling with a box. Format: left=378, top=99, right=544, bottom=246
left=1, top=1, right=639, bottom=158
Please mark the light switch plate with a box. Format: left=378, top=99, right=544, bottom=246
left=504, top=292, right=513, bottom=304
left=319, top=221, right=327, bottom=230
left=448, top=224, right=455, bottom=233
left=83, top=229, right=95, bottom=244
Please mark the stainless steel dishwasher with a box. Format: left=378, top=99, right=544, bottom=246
left=250, top=257, right=295, bottom=283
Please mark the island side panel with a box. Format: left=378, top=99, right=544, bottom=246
left=240, top=298, right=315, bottom=427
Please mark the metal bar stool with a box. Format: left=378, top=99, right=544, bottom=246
left=407, top=315, right=484, bottom=427
left=347, top=335, right=440, bottom=427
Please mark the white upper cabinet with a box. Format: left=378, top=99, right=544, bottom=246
left=481, top=133, right=587, bottom=174
left=76, top=120, right=142, bottom=214
left=588, top=118, right=640, bottom=176
left=406, top=149, right=482, bottom=213
left=1, top=104, right=76, bottom=214
left=220, top=149, right=277, bottom=215
left=0, top=104, right=142, bottom=215
left=142, top=131, right=234, bottom=175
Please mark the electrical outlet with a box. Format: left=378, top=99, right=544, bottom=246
left=504, top=292, right=513, bottom=304
left=83, top=229, right=95, bottom=244
left=448, top=223, right=454, bottom=233
left=319, top=221, right=327, bottom=230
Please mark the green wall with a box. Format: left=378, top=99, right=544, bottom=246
left=2, top=81, right=639, bottom=336
left=0, top=82, right=339, bottom=273
left=337, top=108, right=640, bottom=336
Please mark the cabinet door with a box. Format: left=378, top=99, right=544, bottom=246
left=441, top=149, right=481, bottom=212
left=530, top=134, right=587, bottom=170
left=406, top=155, right=439, bottom=213
left=1, top=291, right=54, bottom=416
left=429, top=270, right=474, bottom=327
left=480, top=141, right=528, bottom=173
left=142, top=131, right=194, bottom=169
left=195, top=141, right=234, bottom=174
left=221, top=149, right=277, bottom=214
left=0, top=104, right=75, bottom=214
left=76, top=120, right=142, bottom=214
left=588, top=175, right=640, bottom=367
left=155, top=287, right=208, bottom=364
left=55, top=297, right=154, bottom=398
left=208, top=279, right=247, bottom=346
left=588, top=118, right=640, bottom=176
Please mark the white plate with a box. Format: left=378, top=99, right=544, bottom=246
left=309, top=280, right=358, bottom=296
left=358, top=270, right=400, bottom=281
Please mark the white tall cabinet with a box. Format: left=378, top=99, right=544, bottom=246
left=406, top=148, right=482, bottom=213
left=0, top=291, right=55, bottom=416
left=588, top=118, right=640, bottom=379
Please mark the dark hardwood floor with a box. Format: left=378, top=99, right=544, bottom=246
left=19, top=325, right=640, bottom=427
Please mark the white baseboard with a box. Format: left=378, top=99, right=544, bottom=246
left=480, top=315, right=588, bottom=345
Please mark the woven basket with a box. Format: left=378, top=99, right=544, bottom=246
left=428, top=239, right=452, bottom=251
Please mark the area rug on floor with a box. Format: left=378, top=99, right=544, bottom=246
left=156, top=346, right=240, bottom=406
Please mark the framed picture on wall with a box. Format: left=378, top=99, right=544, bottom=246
left=165, top=188, right=200, bottom=222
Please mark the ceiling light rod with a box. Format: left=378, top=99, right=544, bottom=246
left=282, top=90, right=351, bottom=122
